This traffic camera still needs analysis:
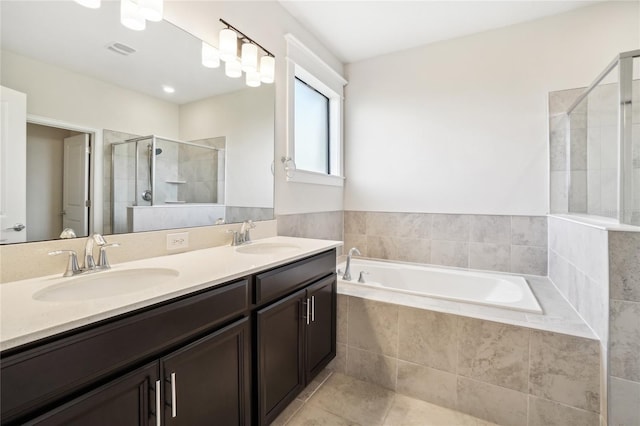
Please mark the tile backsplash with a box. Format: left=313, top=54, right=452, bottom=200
left=344, top=211, right=548, bottom=276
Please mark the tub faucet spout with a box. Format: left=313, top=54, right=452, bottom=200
left=342, top=247, right=361, bottom=281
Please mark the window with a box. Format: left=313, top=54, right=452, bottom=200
left=294, top=77, right=330, bottom=174
left=285, top=34, right=347, bottom=186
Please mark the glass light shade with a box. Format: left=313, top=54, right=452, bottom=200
left=225, top=59, right=242, bottom=78
left=260, top=56, right=275, bottom=84
left=241, top=43, right=258, bottom=72
left=201, top=42, right=220, bottom=68
left=246, top=70, right=261, bottom=87
left=74, top=0, right=101, bottom=8
left=120, top=0, right=145, bottom=31
left=219, top=28, right=238, bottom=62
left=139, top=0, right=163, bottom=22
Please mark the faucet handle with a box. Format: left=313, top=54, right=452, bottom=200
left=49, top=250, right=80, bottom=277
left=226, top=229, right=241, bottom=246
left=97, top=243, right=120, bottom=269
left=357, top=271, right=369, bottom=283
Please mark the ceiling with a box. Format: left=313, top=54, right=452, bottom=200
left=278, top=0, right=601, bottom=63
left=0, top=1, right=246, bottom=105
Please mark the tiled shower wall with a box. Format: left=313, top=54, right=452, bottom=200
left=608, top=231, right=640, bottom=426
left=344, top=212, right=548, bottom=276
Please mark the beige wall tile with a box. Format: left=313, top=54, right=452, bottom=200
left=457, top=317, right=529, bottom=392
left=396, top=360, right=457, bottom=410
left=346, top=347, right=397, bottom=390
left=327, top=343, right=347, bottom=374
left=344, top=211, right=366, bottom=235
left=529, top=331, right=600, bottom=412
left=366, top=212, right=400, bottom=237
left=528, top=396, right=599, bottom=426
left=347, top=297, right=399, bottom=357
left=336, top=294, right=348, bottom=344
left=397, top=307, right=458, bottom=373
left=456, top=377, right=527, bottom=426
left=610, top=231, right=640, bottom=302
left=511, top=216, right=547, bottom=247
left=342, top=234, right=367, bottom=257
left=609, top=377, right=640, bottom=426
left=430, top=240, right=468, bottom=268
left=610, top=300, right=640, bottom=381
left=432, top=214, right=471, bottom=242
left=468, top=242, right=510, bottom=272
left=470, top=215, right=511, bottom=244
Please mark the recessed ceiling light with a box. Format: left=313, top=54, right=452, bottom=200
left=162, top=85, right=175, bottom=94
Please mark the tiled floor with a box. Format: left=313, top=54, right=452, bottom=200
left=272, top=371, right=498, bottom=426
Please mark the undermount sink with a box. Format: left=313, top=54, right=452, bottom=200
left=235, top=242, right=301, bottom=255
left=33, top=268, right=180, bottom=302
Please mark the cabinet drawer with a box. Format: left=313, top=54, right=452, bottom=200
left=1, top=279, right=248, bottom=424
left=254, top=250, right=335, bottom=306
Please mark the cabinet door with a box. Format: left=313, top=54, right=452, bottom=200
left=26, top=362, right=159, bottom=426
left=161, top=318, right=251, bottom=426
left=256, top=288, right=306, bottom=426
left=305, top=274, right=336, bottom=381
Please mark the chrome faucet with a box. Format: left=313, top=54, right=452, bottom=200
left=342, top=247, right=361, bottom=281
left=240, top=220, right=256, bottom=243
left=49, top=234, right=119, bottom=277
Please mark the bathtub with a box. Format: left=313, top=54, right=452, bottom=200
left=337, top=259, right=543, bottom=314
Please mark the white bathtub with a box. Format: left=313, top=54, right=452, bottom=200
left=337, top=259, right=543, bottom=314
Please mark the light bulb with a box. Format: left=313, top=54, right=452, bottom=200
left=219, top=28, right=238, bottom=62
left=246, top=70, right=261, bottom=87
left=202, top=42, right=220, bottom=68
left=74, top=0, right=101, bottom=8
left=139, top=0, right=163, bottom=22
left=260, top=56, right=275, bottom=84
left=225, top=59, right=242, bottom=78
left=120, top=0, right=145, bottom=31
left=241, top=43, right=258, bottom=73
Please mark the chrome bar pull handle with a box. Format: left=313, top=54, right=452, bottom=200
left=305, top=298, right=310, bottom=325
left=170, top=372, right=177, bottom=418
left=155, top=380, right=161, bottom=426
left=311, top=296, right=315, bottom=322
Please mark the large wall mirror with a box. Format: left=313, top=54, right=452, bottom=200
left=0, top=1, right=274, bottom=244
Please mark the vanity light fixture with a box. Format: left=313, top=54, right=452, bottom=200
left=202, top=42, right=220, bottom=68
left=120, top=0, right=164, bottom=31
left=74, top=0, right=101, bottom=9
left=218, top=19, right=275, bottom=87
left=120, top=0, right=146, bottom=31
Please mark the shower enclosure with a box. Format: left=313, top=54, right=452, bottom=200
left=111, top=135, right=225, bottom=233
left=555, top=49, right=640, bottom=226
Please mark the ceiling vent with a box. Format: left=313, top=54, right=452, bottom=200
left=106, top=42, right=136, bottom=56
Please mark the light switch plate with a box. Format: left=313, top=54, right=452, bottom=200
left=167, top=232, right=189, bottom=250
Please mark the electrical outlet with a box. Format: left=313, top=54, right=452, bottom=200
left=167, top=232, right=189, bottom=250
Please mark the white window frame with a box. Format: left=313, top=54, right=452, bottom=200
left=285, top=34, right=347, bottom=186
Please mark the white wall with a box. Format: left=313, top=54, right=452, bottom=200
left=179, top=86, right=274, bottom=208
left=164, top=1, right=345, bottom=215
left=0, top=50, right=179, bottom=138
left=344, top=1, right=640, bottom=215
left=25, top=123, right=69, bottom=241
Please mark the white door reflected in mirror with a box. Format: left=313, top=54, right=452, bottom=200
left=0, top=86, right=27, bottom=244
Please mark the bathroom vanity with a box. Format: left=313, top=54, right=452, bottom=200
left=0, top=238, right=339, bottom=426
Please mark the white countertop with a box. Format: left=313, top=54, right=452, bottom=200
left=0, top=237, right=342, bottom=352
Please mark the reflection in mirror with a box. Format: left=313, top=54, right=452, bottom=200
left=0, top=1, right=274, bottom=244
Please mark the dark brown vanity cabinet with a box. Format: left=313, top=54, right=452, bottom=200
left=254, top=252, right=337, bottom=426
left=0, top=248, right=337, bottom=426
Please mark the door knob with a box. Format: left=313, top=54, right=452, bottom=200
left=6, top=223, right=25, bottom=232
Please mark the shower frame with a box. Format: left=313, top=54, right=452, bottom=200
left=565, top=49, right=640, bottom=225
left=110, top=135, right=221, bottom=232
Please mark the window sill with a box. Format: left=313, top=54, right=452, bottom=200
left=286, top=169, right=344, bottom=187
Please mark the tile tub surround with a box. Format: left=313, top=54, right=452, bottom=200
left=328, top=288, right=602, bottom=426
left=343, top=211, right=547, bottom=276
left=0, top=220, right=277, bottom=283
left=277, top=211, right=344, bottom=242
